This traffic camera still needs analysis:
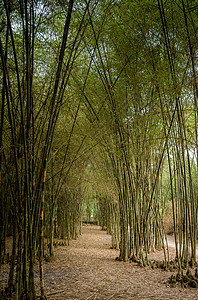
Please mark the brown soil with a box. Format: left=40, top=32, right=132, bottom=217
left=1, top=225, right=198, bottom=299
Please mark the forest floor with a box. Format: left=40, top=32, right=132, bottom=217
left=1, top=225, right=198, bottom=299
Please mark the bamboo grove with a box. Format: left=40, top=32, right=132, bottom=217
left=0, top=0, right=198, bottom=298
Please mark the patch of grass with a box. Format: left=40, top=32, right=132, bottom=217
left=96, top=285, right=102, bottom=292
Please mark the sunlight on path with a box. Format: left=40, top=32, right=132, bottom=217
left=166, top=235, right=198, bottom=260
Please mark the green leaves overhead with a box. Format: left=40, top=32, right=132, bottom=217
left=1, top=1, right=198, bottom=294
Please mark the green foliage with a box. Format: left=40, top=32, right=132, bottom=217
left=1, top=0, right=198, bottom=297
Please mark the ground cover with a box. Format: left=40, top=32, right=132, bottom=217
left=1, top=225, right=198, bottom=299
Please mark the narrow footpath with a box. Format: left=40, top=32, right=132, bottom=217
left=39, top=225, right=198, bottom=300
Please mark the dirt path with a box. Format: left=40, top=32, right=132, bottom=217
left=0, top=225, right=198, bottom=299
left=166, top=235, right=198, bottom=260
left=35, top=225, right=198, bottom=300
